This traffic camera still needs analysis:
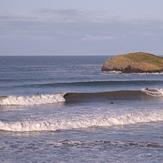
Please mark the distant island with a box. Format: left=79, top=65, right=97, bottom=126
left=102, top=52, right=163, bottom=73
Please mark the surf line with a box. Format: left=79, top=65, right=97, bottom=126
left=99, top=73, right=120, bottom=75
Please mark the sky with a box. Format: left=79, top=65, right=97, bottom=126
left=0, top=0, right=163, bottom=56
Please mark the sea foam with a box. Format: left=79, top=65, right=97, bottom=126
left=0, top=111, right=163, bottom=132
left=0, top=93, right=66, bottom=106
left=141, top=88, right=163, bottom=97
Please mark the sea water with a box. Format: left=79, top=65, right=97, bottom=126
left=0, top=56, right=163, bottom=163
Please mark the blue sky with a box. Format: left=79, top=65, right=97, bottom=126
left=0, top=0, right=163, bottom=56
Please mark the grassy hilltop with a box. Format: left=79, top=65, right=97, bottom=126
left=102, top=52, right=163, bottom=73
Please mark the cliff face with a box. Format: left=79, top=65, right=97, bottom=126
left=102, top=52, right=163, bottom=73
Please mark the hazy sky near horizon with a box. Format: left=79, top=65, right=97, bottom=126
left=1, top=0, right=163, bottom=56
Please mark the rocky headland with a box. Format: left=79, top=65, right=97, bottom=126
left=102, top=52, right=163, bottom=73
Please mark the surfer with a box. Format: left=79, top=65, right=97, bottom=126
left=110, top=101, right=115, bottom=104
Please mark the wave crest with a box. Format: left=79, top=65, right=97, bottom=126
left=0, top=93, right=66, bottom=106
left=141, top=88, right=163, bottom=97
left=1, top=111, right=163, bottom=132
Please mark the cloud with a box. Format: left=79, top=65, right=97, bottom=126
left=84, top=35, right=115, bottom=41
left=33, top=8, right=92, bottom=23
left=1, top=10, right=163, bottom=41
left=0, top=9, right=117, bottom=41
left=1, top=9, right=163, bottom=55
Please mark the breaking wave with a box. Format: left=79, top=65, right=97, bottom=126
left=141, top=88, right=163, bottom=97
left=1, top=111, right=163, bottom=132
left=0, top=88, right=162, bottom=106
left=0, top=93, right=66, bottom=106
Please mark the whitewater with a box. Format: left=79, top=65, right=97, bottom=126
left=0, top=93, right=66, bottom=106
left=0, top=56, right=163, bottom=163
left=1, top=110, right=163, bottom=132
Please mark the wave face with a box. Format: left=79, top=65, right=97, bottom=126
left=64, top=89, right=163, bottom=103
left=0, top=111, right=163, bottom=131
left=0, top=89, right=162, bottom=106
left=0, top=93, right=66, bottom=106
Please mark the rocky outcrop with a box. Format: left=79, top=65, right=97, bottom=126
left=102, top=52, right=163, bottom=73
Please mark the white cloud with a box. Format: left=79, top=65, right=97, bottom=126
left=33, top=8, right=93, bottom=23
left=84, top=35, right=115, bottom=41
left=0, top=9, right=163, bottom=55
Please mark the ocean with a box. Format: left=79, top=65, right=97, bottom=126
left=0, top=56, right=163, bottom=163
